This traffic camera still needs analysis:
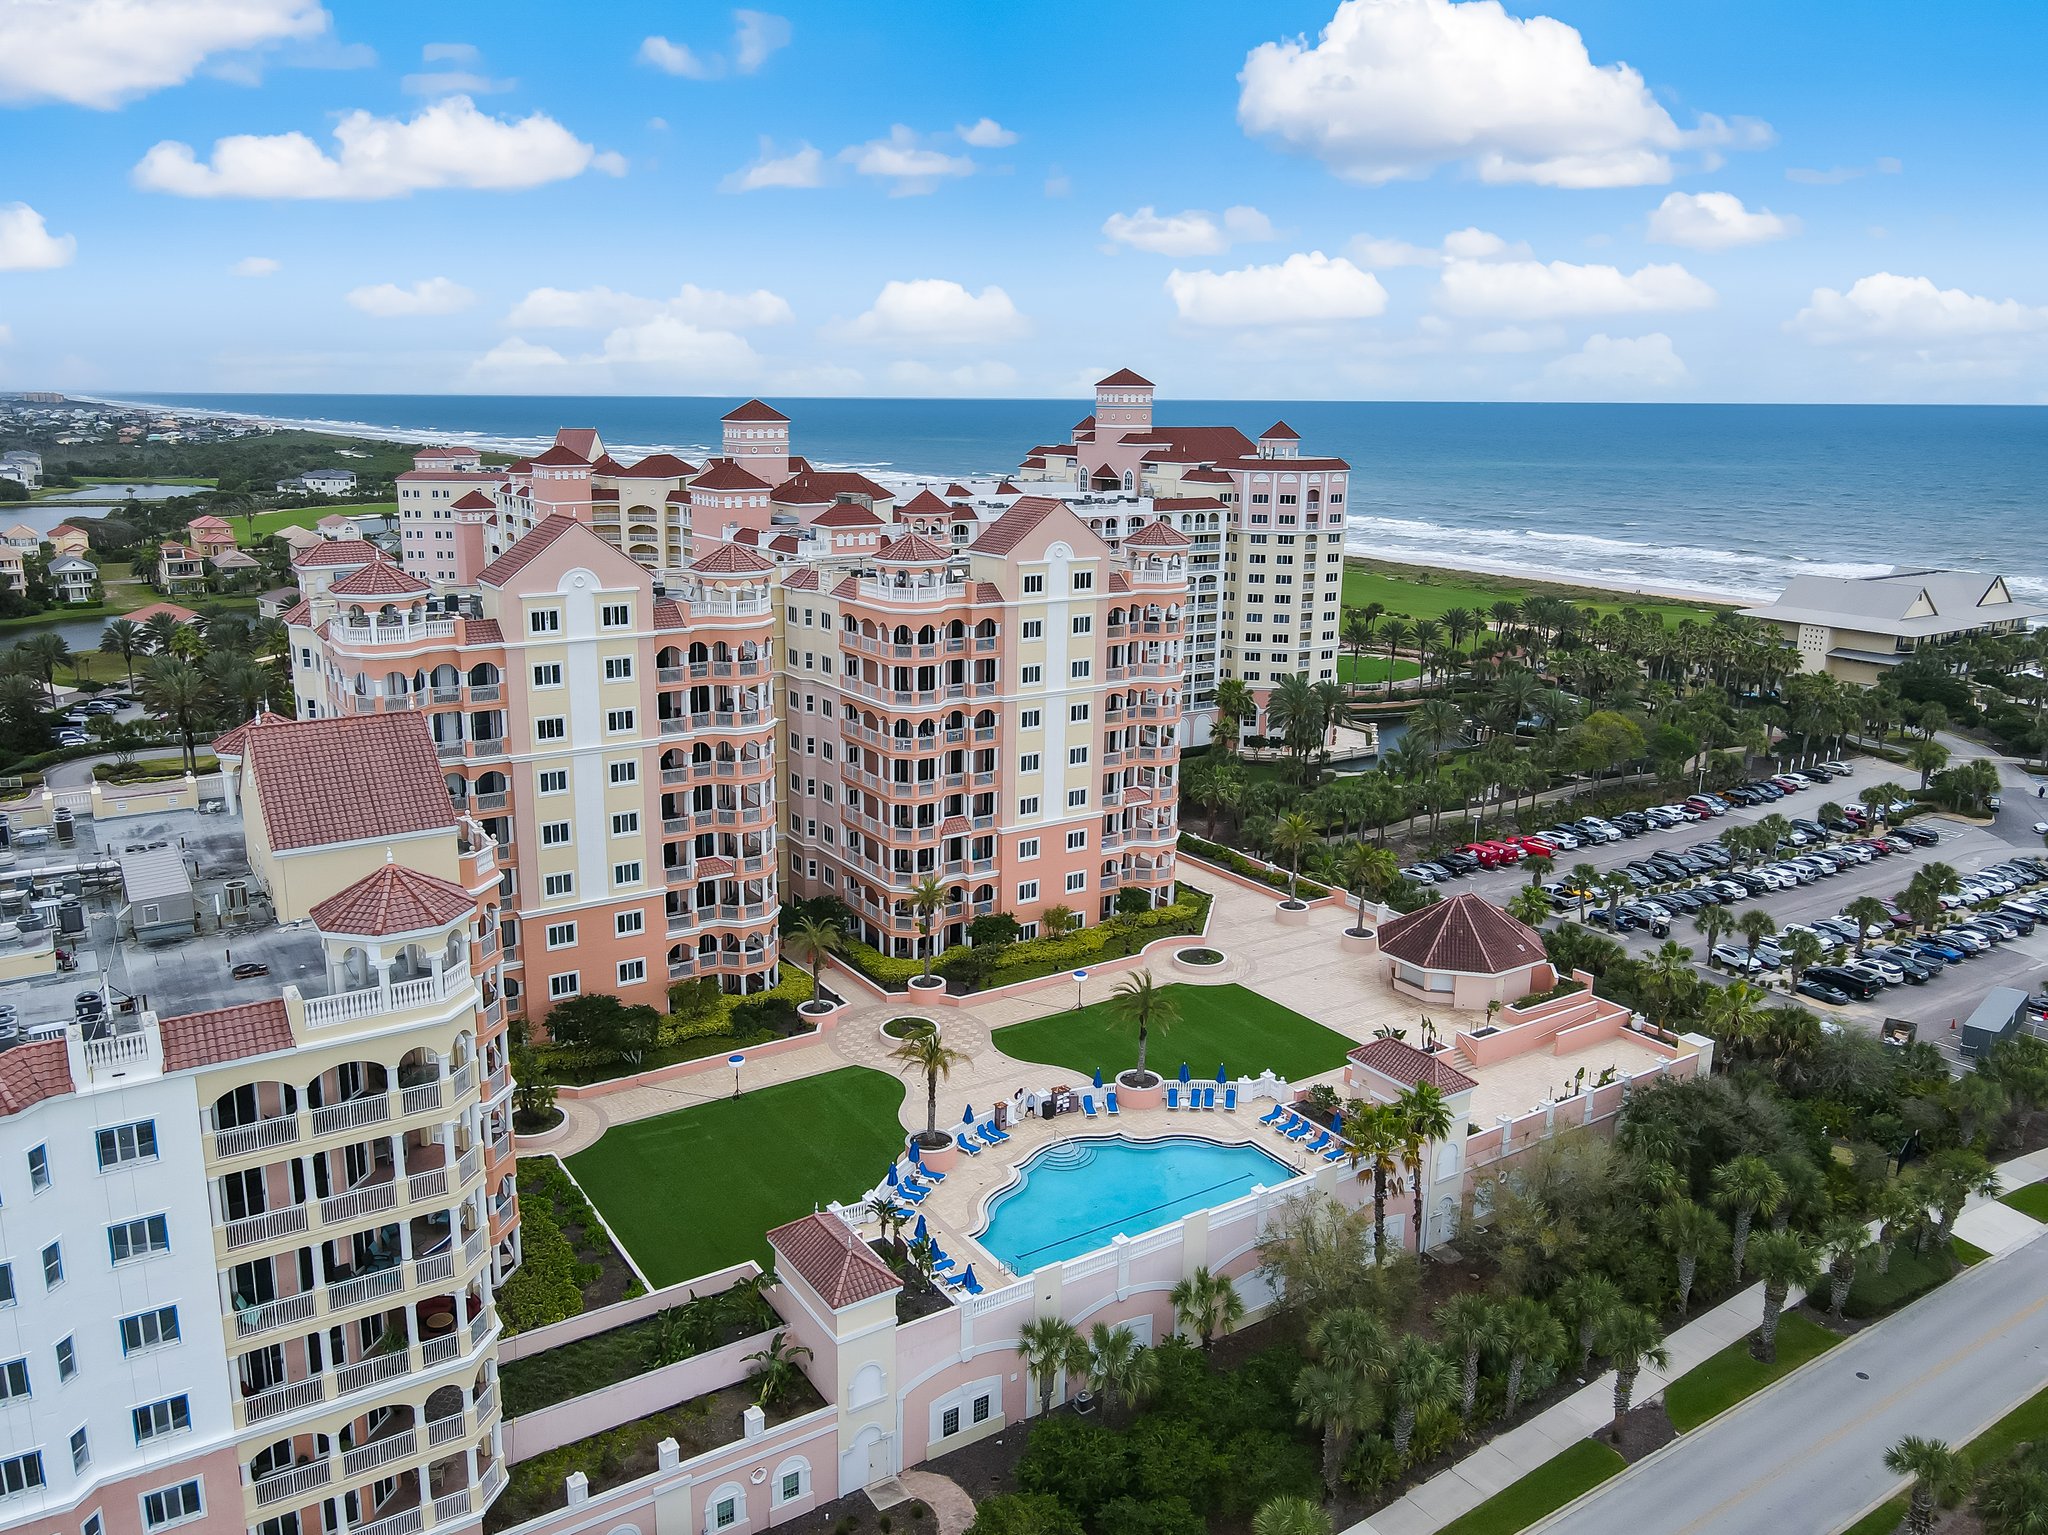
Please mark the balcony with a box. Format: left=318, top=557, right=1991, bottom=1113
left=331, top=617, right=459, bottom=646
left=237, top=1306, right=498, bottom=1431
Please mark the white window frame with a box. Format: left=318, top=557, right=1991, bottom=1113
left=139, top=1479, right=203, bottom=1531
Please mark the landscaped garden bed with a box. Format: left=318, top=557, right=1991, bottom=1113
left=882, top=1016, right=936, bottom=1040
left=990, top=982, right=1355, bottom=1083
left=1175, top=948, right=1225, bottom=965
left=498, top=1157, right=639, bottom=1333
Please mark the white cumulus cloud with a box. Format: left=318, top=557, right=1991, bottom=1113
left=638, top=35, right=713, bottom=79
left=640, top=9, right=789, bottom=79
left=232, top=255, right=279, bottom=277
left=473, top=320, right=760, bottom=385
left=721, top=138, right=824, bottom=192
left=1788, top=273, right=2048, bottom=346
left=956, top=118, right=1017, bottom=148
left=1238, top=0, right=1766, bottom=188
left=1540, top=332, right=1689, bottom=391
left=1436, top=257, right=1715, bottom=319
left=346, top=277, right=474, bottom=317
left=0, top=204, right=76, bottom=270
left=1647, top=191, right=1798, bottom=250
left=1165, top=251, right=1388, bottom=327
left=0, top=0, right=329, bottom=108
left=839, top=279, right=1026, bottom=346
left=505, top=283, right=793, bottom=331
left=1102, top=205, right=1276, bottom=257
left=843, top=126, right=974, bottom=195
left=133, top=96, right=619, bottom=198
left=1349, top=226, right=1529, bottom=268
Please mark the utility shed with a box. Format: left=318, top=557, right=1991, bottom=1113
left=120, top=846, right=196, bottom=942
left=1960, top=986, right=2028, bottom=1058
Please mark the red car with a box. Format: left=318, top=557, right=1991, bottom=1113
left=1512, top=836, right=1558, bottom=859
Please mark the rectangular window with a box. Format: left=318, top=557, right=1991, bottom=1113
left=1068, top=746, right=1088, bottom=765
left=528, top=608, right=561, bottom=634
left=545, top=922, right=577, bottom=950
left=606, top=708, right=636, bottom=733
left=1021, top=665, right=1042, bottom=685
left=1018, top=881, right=1039, bottom=903
left=70, top=1428, right=88, bottom=1475
left=531, top=662, right=562, bottom=688
left=973, top=1393, right=992, bottom=1424
left=538, top=768, right=568, bottom=794
left=1018, top=838, right=1040, bottom=860
left=131, top=1395, right=191, bottom=1444
left=604, top=655, right=634, bottom=680
left=1069, top=703, right=1090, bottom=722
left=616, top=910, right=644, bottom=937
left=1018, top=796, right=1039, bottom=817
left=1071, top=615, right=1092, bottom=635
left=1021, top=619, right=1043, bottom=640
left=1067, top=830, right=1087, bottom=851
left=1020, top=709, right=1041, bottom=730
left=611, top=811, right=640, bottom=836
left=1019, top=753, right=1040, bottom=773
left=119, top=1308, right=180, bottom=1355
left=548, top=972, right=580, bottom=1000
left=780, top=1471, right=801, bottom=1502
left=27, top=1144, right=49, bottom=1192
left=541, top=821, right=571, bottom=846
left=714, top=1498, right=737, bottom=1530
left=1065, top=871, right=1086, bottom=893
left=0, top=1358, right=26, bottom=1401
left=1023, top=574, right=1044, bottom=594
left=55, top=1337, right=75, bottom=1381
left=1069, top=660, right=1091, bottom=679
left=536, top=717, right=566, bottom=741
left=942, top=1406, right=961, bottom=1437
left=95, top=1121, right=157, bottom=1170
left=1072, top=571, right=1094, bottom=591
left=613, top=861, right=643, bottom=887
left=107, top=1215, right=169, bottom=1265
left=602, top=602, right=631, bottom=628
left=544, top=872, right=574, bottom=898
left=609, top=758, right=638, bottom=785
left=617, top=959, right=646, bottom=986
left=141, top=1480, right=202, bottom=1530
left=83, top=1512, right=103, bottom=1535
left=0, top=1453, right=43, bottom=1500
left=41, top=1242, right=61, bottom=1289
left=1067, top=789, right=1088, bottom=807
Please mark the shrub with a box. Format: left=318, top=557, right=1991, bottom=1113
left=1015, top=1418, right=1133, bottom=1519
left=1342, top=1436, right=1403, bottom=1498
left=1092, top=1497, right=1204, bottom=1535
left=496, top=1162, right=595, bottom=1332
left=963, top=1496, right=1084, bottom=1535
left=1177, top=833, right=1332, bottom=898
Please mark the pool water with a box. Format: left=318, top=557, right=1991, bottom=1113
left=974, top=1134, right=1296, bottom=1273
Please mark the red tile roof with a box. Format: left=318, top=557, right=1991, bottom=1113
left=1182, top=467, right=1232, bottom=484
left=186, top=514, right=233, bottom=532
left=1108, top=572, right=1131, bottom=593
left=691, top=459, right=772, bottom=493
left=767, top=1213, right=900, bottom=1308
left=160, top=1000, right=295, bottom=1074
left=1215, top=455, right=1351, bottom=471
left=1377, top=893, right=1546, bottom=976
left=329, top=560, right=429, bottom=598
left=691, top=542, right=776, bottom=575
left=723, top=399, right=788, bottom=422
left=555, top=428, right=603, bottom=460
left=478, top=515, right=578, bottom=586
left=1152, top=496, right=1226, bottom=511
left=312, top=863, right=476, bottom=936
left=280, top=600, right=313, bottom=625
left=876, top=531, right=951, bottom=564
left=529, top=444, right=589, bottom=468
left=1124, top=519, right=1192, bottom=549
left=1124, top=425, right=1257, bottom=462
left=814, top=502, right=885, bottom=529
left=897, top=489, right=952, bottom=520
left=974, top=580, right=1002, bottom=603
left=463, top=616, right=503, bottom=644
left=589, top=454, right=628, bottom=475
left=773, top=469, right=891, bottom=505
left=123, top=601, right=200, bottom=626
left=1346, top=1037, right=1477, bottom=1094
left=590, top=487, right=618, bottom=502
left=620, top=452, right=697, bottom=478
left=944, top=483, right=972, bottom=499
left=971, top=496, right=1060, bottom=556
left=452, top=490, right=495, bottom=510
left=292, top=538, right=382, bottom=570
left=1261, top=421, right=1301, bottom=440
left=212, top=708, right=289, bottom=759
left=245, top=713, right=456, bottom=852
left=1097, top=368, right=1153, bottom=387
left=782, top=568, right=820, bottom=591
left=0, top=1040, right=72, bottom=1115
left=693, top=856, right=735, bottom=878
left=996, top=480, right=1022, bottom=494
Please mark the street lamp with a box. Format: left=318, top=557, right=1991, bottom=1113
left=728, top=1053, right=745, bottom=1099
left=1073, top=968, right=1088, bottom=1013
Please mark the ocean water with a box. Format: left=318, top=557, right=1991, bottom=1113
left=113, top=393, right=2047, bottom=603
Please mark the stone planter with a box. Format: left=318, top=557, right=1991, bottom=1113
left=1114, top=1071, right=1165, bottom=1110
left=912, top=1135, right=960, bottom=1175
left=1275, top=900, right=1311, bottom=927
left=1172, top=948, right=1226, bottom=971
left=798, top=998, right=842, bottom=1025
left=880, top=1017, right=938, bottom=1046
left=906, top=974, right=948, bottom=995
left=1340, top=928, right=1377, bottom=954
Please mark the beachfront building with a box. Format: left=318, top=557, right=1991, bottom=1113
left=284, top=517, right=782, bottom=1025
left=0, top=708, right=514, bottom=1535
left=397, top=449, right=500, bottom=589
left=1740, top=568, right=2048, bottom=684
left=1017, top=371, right=1348, bottom=745
left=779, top=495, right=1188, bottom=950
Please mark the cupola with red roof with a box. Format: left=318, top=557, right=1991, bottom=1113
left=1094, top=368, right=1155, bottom=442
left=1258, top=420, right=1302, bottom=459
left=720, top=398, right=791, bottom=480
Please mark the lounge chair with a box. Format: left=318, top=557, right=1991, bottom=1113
left=1302, top=1130, right=1331, bottom=1155
left=897, top=1182, right=929, bottom=1205
left=955, top=1132, right=982, bottom=1156
left=1223, top=1086, right=1238, bottom=1111
left=1165, top=1085, right=1180, bottom=1110
left=1270, top=1110, right=1296, bottom=1136
left=944, top=1268, right=973, bottom=1289
left=1106, top=1091, right=1120, bottom=1115
left=976, top=1122, right=1001, bottom=1146
left=1285, top=1117, right=1313, bottom=1142
left=1323, top=1144, right=1349, bottom=1163
left=1257, top=1102, right=1286, bottom=1126
left=961, top=1270, right=985, bottom=1296
left=914, top=1163, right=945, bottom=1183
left=1081, top=1093, right=1098, bottom=1118
left=1203, top=1086, right=1217, bottom=1110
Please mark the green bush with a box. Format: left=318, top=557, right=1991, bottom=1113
left=1092, top=1497, right=1204, bottom=1535
left=1343, top=1435, right=1404, bottom=1497
left=1177, top=833, right=1332, bottom=898
left=497, top=1160, right=597, bottom=1332
left=963, top=1495, right=1085, bottom=1535
left=1016, top=1418, right=1133, bottom=1518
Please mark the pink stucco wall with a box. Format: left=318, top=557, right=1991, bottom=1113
left=498, top=1262, right=760, bottom=1361
left=505, top=1326, right=779, bottom=1462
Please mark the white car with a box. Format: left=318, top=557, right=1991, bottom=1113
left=55, top=729, right=88, bottom=747
left=1819, top=760, right=1853, bottom=775
left=1942, top=928, right=1990, bottom=953
left=1860, top=956, right=1906, bottom=985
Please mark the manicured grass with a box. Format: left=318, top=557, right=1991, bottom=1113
left=565, top=1067, right=907, bottom=1285
left=1342, top=561, right=1725, bottom=630
left=1436, top=1439, right=1626, bottom=1535
left=989, top=982, right=1356, bottom=1083
left=1336, top=653, right=1422, bottom=686
left=1999, top=1178, right=2048, bottom=1222
left=1663, top=1312, right=1842, bottom=1432
left=243, top=502, right=396, bottom=543
left=1845, top=1239, right=1977, bottom=1319
left=1837, top=1499, right=1905, bottom=1535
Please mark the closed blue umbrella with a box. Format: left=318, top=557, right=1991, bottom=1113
left=1093, top=1067, right=1103, bottom=1089
left=961, top=1263, right=978, bottom=1287
left=963, top=1103, right=974, bottom=1124
left=1216, top=1063, right=1227, bottom=1083
left=906, top=1139, right=923, bottom=1165
left=913, top=1213, right=929, bottom=1242
left=885, top=1164, right=899, bottom=1187
left=1178, top=1061, right=1190, bottom=1083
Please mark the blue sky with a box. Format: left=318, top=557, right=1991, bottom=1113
left=1, top=0, right=2045, bottom=402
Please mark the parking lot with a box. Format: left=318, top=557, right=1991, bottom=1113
left=1429, top=757, right=2048, bottom=1047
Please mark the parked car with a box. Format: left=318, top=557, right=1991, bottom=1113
left=1711, top=943, right=1766, bottom=974
left=1796, top=977, right=1852, bottom=1006
left=1586, top=907, right=1637, bottom=932
left=1809, top=965, right=1881, bottom=1001
left=1898, top=824, right=1940, bottom=846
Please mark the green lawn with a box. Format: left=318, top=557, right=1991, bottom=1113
left=1336, top=653, right=1423, bottom=686
left=1436, top=1439, right=1627, bottom=1535
left=989, top=982, right=1356, bottom=1083
left=1845, top=1239, right=1979, bottom=1319
left=1999, top=1179, right=2048, bottom=1222
left=1342, top=561, right=1726, bottom=630
left=1662, top=1312, right=1842, bottom=1433
left=565, top=1066, right=907, bottom=1285
left=243, top=502, right=396, bottom=543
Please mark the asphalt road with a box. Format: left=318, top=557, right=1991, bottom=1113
left=1546, top=1227, right=2048, bottom=1535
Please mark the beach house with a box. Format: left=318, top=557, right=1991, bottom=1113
left=1741, top=569, right=2048, bottom=683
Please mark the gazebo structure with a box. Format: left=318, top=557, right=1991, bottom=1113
left=1375, top=892, right=1552, bottom=1009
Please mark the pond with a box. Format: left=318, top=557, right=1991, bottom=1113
left=36, top=482, right=203, bottom=505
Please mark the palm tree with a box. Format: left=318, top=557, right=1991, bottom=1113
left=1693, top=904, right=1734, bottom=953
left=1337, top=839, right=1399, bottom=932
left=1017, top=1314, right=1088, bottom=1417
left=139, top=609, right=184, bottom=656
left=1817, top=1215, right=1867, bottom=1323
left=99, top=618, right=143, bottom=688
left=1213, top=676, right=1253, bottom=754
left=20, top=631, right=69, bottom=706
left=1597, top=1305, right=1670, bottom=1435
left=1737, top=908, right=1779, bottom=966
left=1655, top=1198, right=1726, bottom=1316
left=1496, top=1296, right=1564, bottom=1418
left=1907, top=737, right=1951, bottom=790
left=1251, top=1496, right=1333, bottom=1535
left=1713, top=1155, right=1788, bottom=1279
left=889, top=1028, right=969, bottom=1149
left=1408, top=697, right=1466, bottom=765
left=138, top=655, right=211, bottom=772
left=1084, top=1322, right=1155, bottom=1425
left=1924, top=1148, right=2000, bottom=1249
left=1344, top=1101, right=1403, bottom=1262
left=1744, top=1231, right=1819, bottom=1362
left=1884, top=1436, right=1969, bottom=1535
left=743, top=1332, right=814, bottom=1408
left=906, top=875, right=948, bottom=982
left=1384, top=1335, right=1457, bottom=1458
left=1169, top=1265, right=1244, bottom=1351
left=1555, top=1273, right=1622, bottom=1376
left=1841, top=895, right=1890, bottom=959
left=864, top=1195, right=908, bottom=1259
left=1109, top=970, right=1177, bottom=1085
left=1870, top=1180, right=1921, bottom=1276
left=1395, top=1080, right=1454, bottom=1249
left=1782, top=928, right=1826, bottom=985
left=1294, top=1362, right=1374, bottom=1498
left=1040, top=903, right=1076, bottom=936
left=786, top=913, right=844, bottom=1004
left=1269, top=809, right=1320, bottom=902
left=1569, top=862, right=1602, bottom=920
left=1434, top=1295, right=1502, bottom=1419
left=1505, top=884, right=1553, bottom=929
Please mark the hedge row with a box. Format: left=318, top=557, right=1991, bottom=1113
left=1176, top=833, right=1333, bottom=899
left=497, top=1158, right=599, bottom=1333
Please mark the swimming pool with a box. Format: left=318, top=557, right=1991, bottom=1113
left=974, top=1134, right=1297, bottom=1273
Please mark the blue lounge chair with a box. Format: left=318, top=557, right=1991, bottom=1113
left=1285, top=1116, right=1313, bottom=1142
left=897, top=1182, right=928, bottom=1205
left=944, top=1268, right=973, bottom=1289
left=955, top=1132, right=982, bottom=1156
left=961, top=1269, right=985, bottom=1296
left=1302, top=1130, right=1331, bottom=1155
left=976, top=1121, right=1002, bottom=1146
left=1106, top=1090, right=1120, bottom=1115
left=1223, top=1086, right=1238, bottom=1112
left=1203, top=1086, right=1217, bottom=1110
left=1257, top=1102, right=1286, bottom=1126
left=1165, top=1085, right=1180, bottom=1110
left=1270, top=1110, right=1296, bottom=1135
left=1323, top=1144, right=1349, bottom=1163
left=1081, top=1093, right=1098, bottom=1118
left=915, top=1163, right=945, bottom=1183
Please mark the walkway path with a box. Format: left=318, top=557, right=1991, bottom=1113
left=1343, top=1145, right=2048, bottom=1535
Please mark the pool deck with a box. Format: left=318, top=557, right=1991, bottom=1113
left=910, top=1101, right=1330, bottom=1283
